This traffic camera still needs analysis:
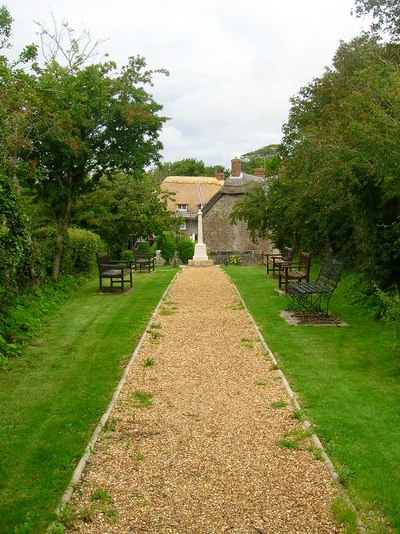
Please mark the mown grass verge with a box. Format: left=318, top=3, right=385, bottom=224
left=0, top=266, right=178, bottom=534
left=224, top=265, right=400, bottom=533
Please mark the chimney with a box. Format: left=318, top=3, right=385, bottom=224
left=231, top=158, right=242, bottom=177
left=214, top=171, right=225, bottom=181
left=253, top=167, right=265, bottom=178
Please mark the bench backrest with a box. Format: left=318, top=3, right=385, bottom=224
left=134, top=252, right=155, bottom=260
left=96, top=252, right=111, bottom=273
left=281, top=247, right=294, bottom=262
left=315, top=257, right=344, bottom=291
left=298, top=252, right=312, bottom=273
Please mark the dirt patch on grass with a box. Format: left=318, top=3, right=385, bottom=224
left=68, top=266, right=342, bottom=533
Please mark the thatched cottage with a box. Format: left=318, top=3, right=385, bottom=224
left=161, top=159, right=272, bottom=264
left=160, top=175, right=224, bottom=237
left=202, top=158, right=272, bottom=264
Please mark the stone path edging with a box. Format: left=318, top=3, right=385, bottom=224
left=55, top=269, right=180, bottom=510
left=230, top=279, right=366, bottom=533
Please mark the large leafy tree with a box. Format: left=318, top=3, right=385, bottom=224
left=274, top=35, right=400, bottom=288
left=72, top=172, right=173, bottom=255
left=354, top=0, right=400, bottom=40
left=23, top=23, right=168, bottom=279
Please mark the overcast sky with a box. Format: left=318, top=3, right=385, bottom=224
left=7, top=0, right=369, bottom=167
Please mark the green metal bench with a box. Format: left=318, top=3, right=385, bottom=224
left=286, top=256, right=344, bottom=316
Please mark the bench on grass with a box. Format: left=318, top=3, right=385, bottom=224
left=96, top=253, right=133, bottom=292
left=266, top=247, right=293, bottom=276
left=133, top=252, right=156, bottom=273
left=278, top=252, right=312, bottom=293
left=286, top=256, right=344, bottom=316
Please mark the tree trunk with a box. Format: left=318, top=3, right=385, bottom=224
left=52, top=193, right=72, bottom=281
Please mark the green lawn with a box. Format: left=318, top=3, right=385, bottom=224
left=0, top=267, right=177, bottom=534
left=224, top=265, right=400, bottom=533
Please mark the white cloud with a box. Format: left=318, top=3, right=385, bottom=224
left=7, top=0, right=369, bottom=166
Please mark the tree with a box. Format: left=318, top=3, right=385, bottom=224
left=230, top=181, right=270, bottom=243
left=23, top=23, right=168, bottom=279
left=353, top=0, right=400, bottom=40
left=72, top=172, right=173, bottom=256
left=275, top=34, right=400, bottom=288
left=241, top=144, right=281, bottom=176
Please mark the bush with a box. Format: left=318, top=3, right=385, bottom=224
left=31, top=226, right=58, bottom=281
left=32, top=227, right=104, bottom=280
left=120, top=249, right=134, bottom=261
left=136, top=241, right=156, bottom=254
left=156, top=232, right=176, bottom=264
left=62, top=228, right=104, bottom=275
left=176, top=235, right=194, bottom=264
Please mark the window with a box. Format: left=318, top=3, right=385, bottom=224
left=177, top=204, right=188, bottom=211
left=179, top=221, right=187, bottom=230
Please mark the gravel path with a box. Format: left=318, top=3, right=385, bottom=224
left=68, top=266, right=341, bottom=533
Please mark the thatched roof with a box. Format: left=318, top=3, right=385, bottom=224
left=161, top=176, right=224, bottom=213
left=202, top=173, right=268, bottom=215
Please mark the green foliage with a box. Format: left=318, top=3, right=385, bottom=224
left=119, top=250, right=133, bottom=262
left=375, top=286, right=400, bottom=347
left=175, top=234, right=194, bottom=264
left=264, top=36, right=400, bottom=287
left=136, top=240, right=156, bottom=254
left=156, top=231, right=176, bottom=264
left=72, top=173, right=172, bottom=257
left=229, top=252, right=241, bottom=265
left=32, top=226, right=103, bottom=279
left=241, top=144, right=281, bottom=176
left=354, top=0, right=400, bottom=40
left=147, top=159, right=228, bottom=183
left=230, top=181, right=270, bottom=243
left=0, top=174, right=30, bottom=308
left=62, top=228, right=103, bottom=275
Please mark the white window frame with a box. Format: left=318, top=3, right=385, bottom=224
left=177, top=204, right=188, bottom=212
left=179, top=221, right=187, bottom=230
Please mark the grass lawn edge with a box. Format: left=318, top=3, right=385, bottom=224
left=51, top=267, right=181, bottom=525
left=225, top=267, right=366, bottom=533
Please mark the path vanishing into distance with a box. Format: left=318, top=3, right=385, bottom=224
left=67, top=266, right=342, bottom=533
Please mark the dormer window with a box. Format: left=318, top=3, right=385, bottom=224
left=177, top=204, right=188, bottom=212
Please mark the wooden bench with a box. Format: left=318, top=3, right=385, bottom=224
left=133, top=252, right=156, bottom=273
left=286, top=256, right=344, bottom=316
left=278, top=252, right=312, bottom=293
left=266, top=247, right=293, bottom=276
left=96, top=253, right=133, bottom=292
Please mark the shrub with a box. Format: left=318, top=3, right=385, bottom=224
left=31, top=226, right=58, bottom=281
left=62, top=228, right=104, bottom=275
left=137, top=241, right=156, bottom=254
left=230, top=252, right=241, bottom=265
left=120, top=249, right=134, bottom=261
left=156, top=232, right=176, bottom=264
left=176, top=235, right=194, bottom=264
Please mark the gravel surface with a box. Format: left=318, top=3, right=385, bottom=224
left=68, top=266, right=342, bottom=533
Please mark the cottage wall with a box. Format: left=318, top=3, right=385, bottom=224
left=203, top=193, right=270, bottom=263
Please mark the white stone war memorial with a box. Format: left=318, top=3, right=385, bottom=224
left=188, top=209, right=214, bottom=267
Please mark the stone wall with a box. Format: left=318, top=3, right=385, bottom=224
left=208, top=250, right=266, bottom=265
